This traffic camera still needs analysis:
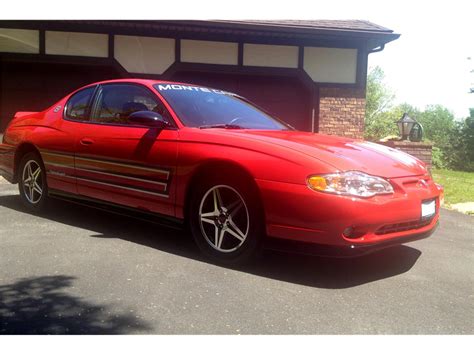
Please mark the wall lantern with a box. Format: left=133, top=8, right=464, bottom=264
left=397, top=113, right=421, bottom=141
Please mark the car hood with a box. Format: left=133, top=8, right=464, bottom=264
left=231, top=130, right=428, bottom=178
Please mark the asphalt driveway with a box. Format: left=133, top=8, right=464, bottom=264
left=0, top=180, right=472, bottom=334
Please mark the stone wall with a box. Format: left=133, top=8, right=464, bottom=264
left=318, top=87, right=366, bottom=139
left=379, top=140, right=433, bottom=169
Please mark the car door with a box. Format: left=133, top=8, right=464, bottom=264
left=40, top=85, right=97, bottom=196
left=74, top=83, right=178, bottom=217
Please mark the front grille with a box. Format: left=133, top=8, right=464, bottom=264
left=375, top=218, right=433, bottom=235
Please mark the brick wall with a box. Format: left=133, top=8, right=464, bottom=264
left=379, top=141, right=433, bottom=169
left=318, top=87, right=366, bottom=139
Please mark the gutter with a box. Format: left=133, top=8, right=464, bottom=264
left=369, top=44, right=385, bottom=53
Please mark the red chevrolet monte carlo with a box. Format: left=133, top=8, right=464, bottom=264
left=0, top=79, right=442, bottom=264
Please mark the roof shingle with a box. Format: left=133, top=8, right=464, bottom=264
left=211, top=20, right=394, bottom=33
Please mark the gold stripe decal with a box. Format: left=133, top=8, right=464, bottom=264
left=41, top=150, right=75, bottom=168
left=75, top=167, right=168, bottom=188
left=76, top=177, right=169, bottom=198
left=75, top=156, right=170, bottom=178
left=39, top=149, right=171, bottom=198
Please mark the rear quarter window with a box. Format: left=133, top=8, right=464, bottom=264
left=65, top=86, right=95, bottom=121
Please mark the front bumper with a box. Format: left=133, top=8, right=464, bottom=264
left=256, top=174, right=442, bottom=251
left=264, top=221, right=438, bottom=257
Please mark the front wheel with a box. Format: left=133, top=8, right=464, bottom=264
left=18, top=152, right=49, bottom=212
left=189, top=175, right=264, bottom=266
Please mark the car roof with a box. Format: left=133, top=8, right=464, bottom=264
left=82, top=78, right=240, bottom=97
left=86, top=78, right=194, bottom=87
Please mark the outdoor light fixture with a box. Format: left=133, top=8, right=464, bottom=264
left=397, top=113, right=417, bottom=140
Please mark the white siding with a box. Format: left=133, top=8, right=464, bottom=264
left=181, top=40, right=238, bottom=65
left=0, top=28, right=39, bottom=54
left=46, top=31, right=108, bottom=57
left=114, top=35, right=175, bottom=74
left=243, top=43, right=298, bottom=68
left=303, top=47, right=358, bottom=83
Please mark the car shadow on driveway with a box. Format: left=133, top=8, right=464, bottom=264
left=0, top=194, right=421, bottom=289
left=0, top=275, right=152, bottom=334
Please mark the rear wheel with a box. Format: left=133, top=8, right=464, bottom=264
left=18, top=152, right=48, bottom=212
left=189, top=173, right=264, bottom=265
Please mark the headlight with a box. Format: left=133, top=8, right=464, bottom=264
left=307, top=171, right=394, bottom=198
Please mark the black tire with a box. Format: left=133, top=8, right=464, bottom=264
left=18, top=151, right=49, bottom=212
left=189, top=171, right=264, bottom=266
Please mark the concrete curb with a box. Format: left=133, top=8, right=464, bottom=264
left=450, top=202, right=474, bottom=216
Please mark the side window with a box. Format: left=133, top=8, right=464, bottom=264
left=91, top=84, right=172, bottom=125
left=65, top=86, right=95, bottom=121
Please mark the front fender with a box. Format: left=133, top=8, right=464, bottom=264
left=173, top=137, right=334, bottom=219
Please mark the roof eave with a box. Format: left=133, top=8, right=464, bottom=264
left=166, top=20, right=400, bottom=47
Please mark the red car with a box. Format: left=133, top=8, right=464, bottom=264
left=0, top=79, right=442, bottom=264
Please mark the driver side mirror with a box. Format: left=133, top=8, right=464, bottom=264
left=128, top=111, right=169, bottom=129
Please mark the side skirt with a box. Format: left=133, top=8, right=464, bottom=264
left=0, top=169, right=15, bottom=183
left=48, top=189, right=184, bottom=231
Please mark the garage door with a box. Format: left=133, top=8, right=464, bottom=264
left=170, top=71, right=313, bottom=131
left=0, top=61, right=120, bottom=131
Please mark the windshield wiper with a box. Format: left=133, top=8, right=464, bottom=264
left=199, top=124, right=244, bottom=129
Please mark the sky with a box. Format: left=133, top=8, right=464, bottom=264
left=5, top=0, right=474, bottom=119
left=359, top=1, right=474, bottom=120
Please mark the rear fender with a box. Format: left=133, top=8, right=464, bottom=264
left=14, top=112, right=39, bottom=119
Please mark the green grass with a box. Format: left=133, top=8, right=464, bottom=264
left=432, top=169, right=474, bottom=205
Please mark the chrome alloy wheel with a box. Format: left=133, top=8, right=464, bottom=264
left=22, top=160, right=43, bottom=204
left=199, top=185, right=250, bottom=253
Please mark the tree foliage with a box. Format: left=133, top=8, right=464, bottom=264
left=443, top=109, right=474, bottom=171
left=417, top=105, right=456, bottom=149
left=365, top=66, right=395, bottom=121
left=364, top=66, right=474, bottom=171
left=364, top=66, right=397, bottom=140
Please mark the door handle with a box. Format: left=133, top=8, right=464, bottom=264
left=80, top=138, right=94, bottom=145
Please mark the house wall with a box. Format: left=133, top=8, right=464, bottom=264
left=304, top=47, right=358, bottom=84
left=318, top=87, right=366, bottom=139
left=0, top=24, right=371, bottom=138
left=114, top=35, right=175, bottom=74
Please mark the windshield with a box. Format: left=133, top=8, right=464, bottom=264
left=154, top=84, right=290, bottom=130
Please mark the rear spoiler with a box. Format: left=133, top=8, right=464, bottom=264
left=14, top=112, right=38, bottom=119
